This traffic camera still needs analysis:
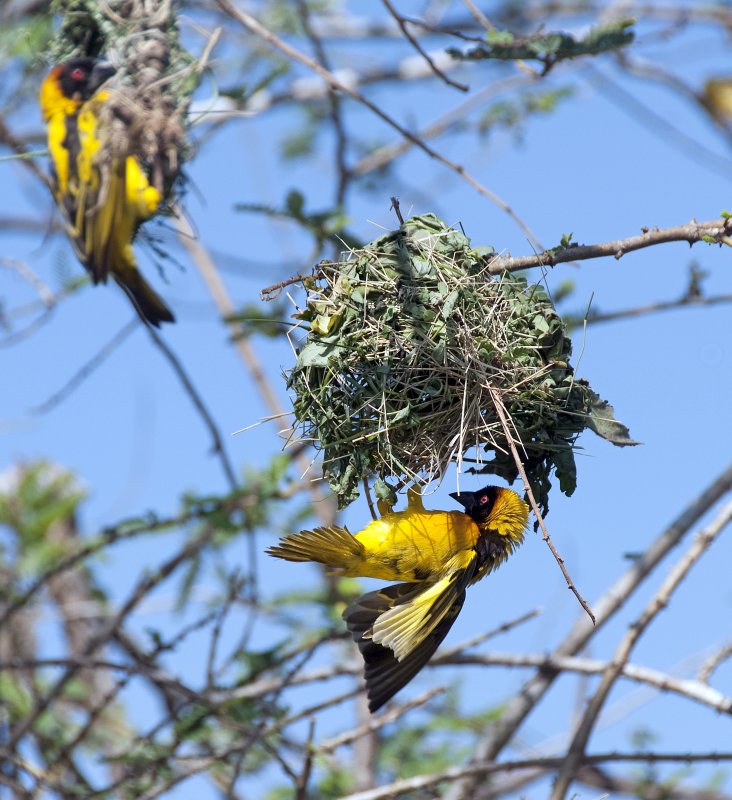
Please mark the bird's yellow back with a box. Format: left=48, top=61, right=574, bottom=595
left=353, top=509, right=480, bottom=582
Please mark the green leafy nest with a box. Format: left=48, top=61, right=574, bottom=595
left=287, top=214, right=635, bottom=512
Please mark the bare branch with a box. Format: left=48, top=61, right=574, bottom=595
left=382, top=0, right=468, bottom=92
left=583, top=292, right=732, bottom=326
left=700, top=641, right=732, bottom=685
left=486, top=218, right=732, bottom=274
left=339, top=752, right=732, bottom=800
left=552, top=500, right=732, bottom=799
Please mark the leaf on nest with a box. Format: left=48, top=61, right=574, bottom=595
left=586, top=389, right=640, bottom=447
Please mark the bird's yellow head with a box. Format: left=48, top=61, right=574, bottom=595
left=450, top=485, right=529, bottom=545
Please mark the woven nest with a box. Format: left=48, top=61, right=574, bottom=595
left=287, top=214, right=635, bottom=513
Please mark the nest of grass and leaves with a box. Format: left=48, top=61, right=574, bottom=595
left=287, top=213, right=636, bottom=514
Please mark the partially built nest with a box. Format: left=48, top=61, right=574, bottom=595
left=288, top=214, right=635, bottom=513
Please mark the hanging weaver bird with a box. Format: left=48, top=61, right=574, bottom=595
left=267, top=484, right=529, bottom=712
left=39, top=57, right=175, bottom=326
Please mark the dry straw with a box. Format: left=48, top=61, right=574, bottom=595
left=288, top=214, right=635, bottom=513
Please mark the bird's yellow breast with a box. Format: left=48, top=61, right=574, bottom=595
left=352, top=509, right=480, bottom=582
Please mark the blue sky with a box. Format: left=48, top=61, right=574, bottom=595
left=2, top=4, right=732, bottom=797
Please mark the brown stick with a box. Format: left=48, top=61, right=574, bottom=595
left=488, top=387, right=595, bottom=624
left=486, top=218, right=732, bottom=274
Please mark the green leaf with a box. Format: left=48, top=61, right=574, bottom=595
left=447, top=18, right=634, bottom=65
left=586, top=389, right=640, bottom=446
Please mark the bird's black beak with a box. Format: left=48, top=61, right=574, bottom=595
left=88, top=61, right=116, bottom=95
left=449, top=491, right=475, bottom=511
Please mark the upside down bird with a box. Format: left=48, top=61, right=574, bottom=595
left=267, top=485, right=530, bottom=712
left=39, top=57, right=175, bottom=326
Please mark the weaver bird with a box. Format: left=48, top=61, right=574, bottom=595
left=267, top=484, right=529, bottom=712
left=39, top=57, right=175, bottom=326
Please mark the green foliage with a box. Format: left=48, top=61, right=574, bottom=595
left=0, top=13, right=53, bottom=61
left=478, top=87, right=574, bottom=135
left=0, top=461, right=86, bottom=572
left=0, top=673, right=32, bottom=720
left=236, top=189, right=362, bottom=252
left=228, top=301, right=289, bottom=340
left=447, top=18, right=635, bottom=69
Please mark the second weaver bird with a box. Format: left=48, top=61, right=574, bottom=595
left=39, top=57, right=174, bottom=326
left=267, top=484, right=529, bottom=712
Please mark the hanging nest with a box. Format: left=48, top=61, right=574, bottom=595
left=287, top=213, right=636, bottom=513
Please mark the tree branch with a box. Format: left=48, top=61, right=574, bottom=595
left=486, top=218, right=732, bottom=274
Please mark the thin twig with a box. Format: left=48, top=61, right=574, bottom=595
left=173, top=211, right=334, bottom=525
left=295, top=0, right=350, bottom=206
left=362, top=477, right=378, bottom=521
left=295, top=718, right=316, bottom=800
left=353, top=72, right=536, bottom=175
left=145, top=324, right=238, bottom=490
left=260, top=271, right=316, bottom=302
left=699, top=641, right=732, bottom=685
left=29, top=318, right=138, bottom=414
left=488, top=386, right=594, bottom=623
left=389, top=195, right=404, bottom=224
left=318, top=686, right=446, bottom=754
left=582, top=293, right=732, bottom=326
left=382, top=0, right=468, bottom=92
left=435, top=607, right=542, bottom=659
left=338, top=752, right=732, bottom=800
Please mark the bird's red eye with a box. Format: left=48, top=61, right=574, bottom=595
left=70, top=68, right=86, bottom=81
left=480, top=494, right=488, bottom=505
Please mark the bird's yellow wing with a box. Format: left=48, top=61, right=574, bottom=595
left=343, top=549, right=477, bottom=712
left=266, top=525, right=365, bottom=572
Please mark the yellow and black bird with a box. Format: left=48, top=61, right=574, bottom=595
left=39, top=57, right=174, bottom=326
left=267, top=484, right=529, bottom=712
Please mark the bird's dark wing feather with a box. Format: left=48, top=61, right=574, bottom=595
left=343, top=561, right=476, bottom=713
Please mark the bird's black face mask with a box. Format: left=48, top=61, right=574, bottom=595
left=59, top=58, right=116, bottom=101
left=450, top=485, right=499, bottom=523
